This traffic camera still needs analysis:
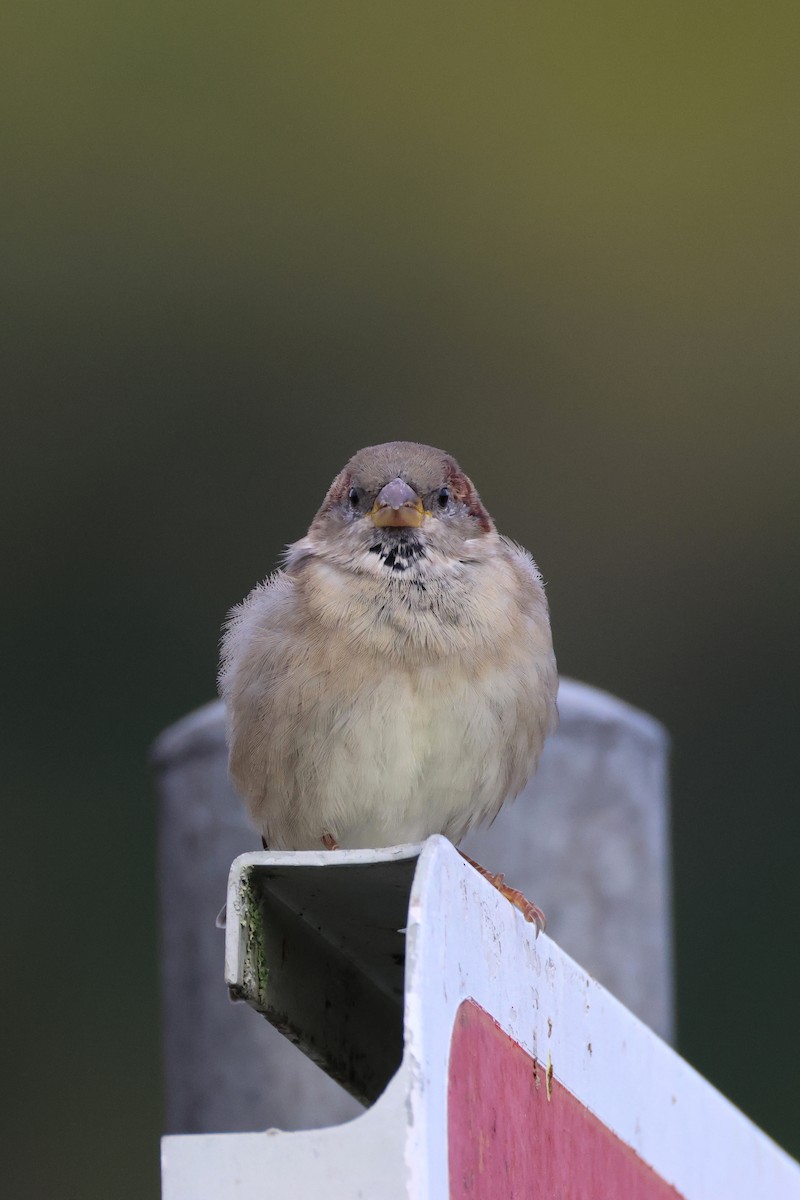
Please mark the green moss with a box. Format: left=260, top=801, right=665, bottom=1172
left=238, top=867, right=269, bottom=1010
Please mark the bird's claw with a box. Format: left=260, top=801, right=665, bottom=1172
left=460, top=852, right=546, bottom=937
left=495, top=882, right=546, bottom=936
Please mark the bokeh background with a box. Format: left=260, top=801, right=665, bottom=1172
left=3, top=3, right=799, bottom=1196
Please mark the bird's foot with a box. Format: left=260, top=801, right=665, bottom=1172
left=322, top=833, right=340, bottom=851
left=460, top=852, right=546, bottom=936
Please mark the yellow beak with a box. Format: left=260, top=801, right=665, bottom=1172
left=368, top=478, right=426, bottom=528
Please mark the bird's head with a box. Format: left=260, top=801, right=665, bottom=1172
left=304, top=441, right=495, bottom=576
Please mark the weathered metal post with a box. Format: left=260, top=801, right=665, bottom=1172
left=151, top=677, right=673, bottom=1135
left=161, top=838, right=799, bottom=1200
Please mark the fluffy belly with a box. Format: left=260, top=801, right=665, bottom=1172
left=263, top=667, right=519, bottom=850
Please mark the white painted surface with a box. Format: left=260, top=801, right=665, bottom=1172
left=403, top=838, right=800, bottom=1200
left=162, top=1070, right=409, bottom=1200
left=162, top=837, right=800, bottom=1199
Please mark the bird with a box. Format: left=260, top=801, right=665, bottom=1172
left=219, top=441, right=558, bottom=928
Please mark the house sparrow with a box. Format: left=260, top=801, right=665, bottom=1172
left=219, top=442, right=558, bottom=925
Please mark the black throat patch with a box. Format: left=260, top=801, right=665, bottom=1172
left=368, top=532, right=426, bottom=573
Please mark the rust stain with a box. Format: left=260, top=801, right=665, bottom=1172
left=546, top=1051, right=554, bottom=1102
left=477, top=1128, right=487, bottom=1172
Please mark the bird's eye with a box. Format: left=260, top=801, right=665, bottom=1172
left=348, top=487, right=360, bottom=508
left=437, top=487, right=450, bottom=508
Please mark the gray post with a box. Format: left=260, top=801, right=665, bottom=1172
left=151, top=677, right=672, bottom=1135
left=461, top=678, right=674, bottom=1042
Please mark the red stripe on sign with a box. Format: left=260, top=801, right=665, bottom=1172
left=448, top=999, right=684, bottom=1199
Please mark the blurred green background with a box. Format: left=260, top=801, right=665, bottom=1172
left=2, top=3, right=799, bottom=1195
